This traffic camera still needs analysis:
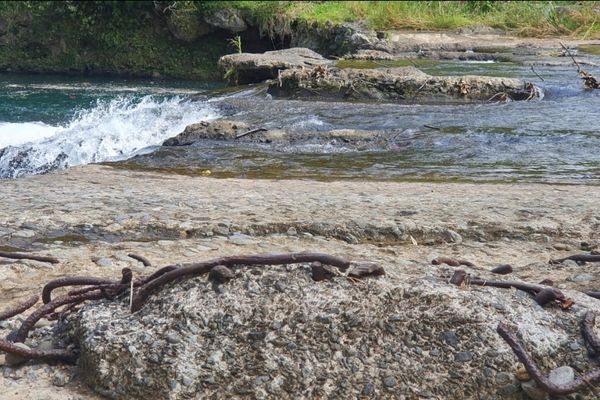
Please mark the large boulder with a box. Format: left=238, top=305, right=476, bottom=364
left=203, top=8, right=247, bottom=33
left=268, top=66, right=543, bottom=102
left=69, top=262, right=600, bottom=399
left=218, top=48, right=334, bottom=84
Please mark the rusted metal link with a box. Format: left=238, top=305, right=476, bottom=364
left=550, top=254, right=600, bottom=264
left=0, top=251, right=59, bottom=264
left=347, top=262, right=384, bottom=279
left=0, top=339, right=76, bottom=364
left=0, top=295, right=39, bottom=321
left=42, top=277, right=115, bottom=304
left=587, top=292, right=600, bottom=300
left=128, top=253, right=152, bottom=267
left=497, top=322, right=600, bottom=395
left=10, top=290, right=105, bottom=343
left=131, top=252, right=352, bottom=312
left=491, top=264, right=513, bottom=275
left=120, top=268, right=133, bottom=285
left=139, top=265, right=179, bottom=285
left=432, top=257, right=475, bottom=267
left=582, top=311, right=600, bottom=355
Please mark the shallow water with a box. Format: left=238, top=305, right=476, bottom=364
left=1, top=57, right=600, bottom=183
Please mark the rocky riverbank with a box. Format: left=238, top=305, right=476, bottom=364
left=1, top=165, right=600, bottom=399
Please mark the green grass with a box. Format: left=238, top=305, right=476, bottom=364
left=230, top=1, right=600, bottom=38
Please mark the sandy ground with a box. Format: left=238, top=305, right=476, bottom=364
left=0, top=164, right=599, bottom=398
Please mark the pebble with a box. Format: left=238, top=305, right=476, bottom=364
left=382, top=376, right=396, bottom=388
left=286, top=227, right=297, bottom=236
left=443, top=229, right=462, bottom=244
left=13, top=229, right=35, bottom=238
left=553, top=243, right=571, bottom=251
left=228, top=233, right=256, bottom=246
left=52, top=371, right=70, bottom=387
left=548, top=365, right=575, bottom=386
left=570, top=273, right=594, bottom=282
left=496, top=384, right=518, bottom=396
left=362, top=382, right=375, bottom=396
left=442, top=331, right=459, bottom=347
left=521, top=380, right=549, bottom=400
left=95, top=257, right=113, bottom=268
left=454, top=351, right=473, bottom=362
left=495, top=372, right=512, bottom=385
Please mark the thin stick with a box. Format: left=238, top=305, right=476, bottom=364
left=0, top=251, right=59, bottom=264
left=560, top=42, right=582, bottom=73
left=530, top=65, right=545, bottom=82
left=235, top=128, right=267, bottom=140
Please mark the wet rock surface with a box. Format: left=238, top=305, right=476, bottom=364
left=68, top=262, right=600, bottom=400
left=2, top=165, right=600, bottom=399
left=268, top=66, right=542, bottom=102
left=217, top=47, right=333, bottom=84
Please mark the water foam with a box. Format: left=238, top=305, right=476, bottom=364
left=0, top=95, right=219, bottom=178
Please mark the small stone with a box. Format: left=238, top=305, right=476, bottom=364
left=382, top=376, right=396, bottom=388
left=515, top=366, right=530, bottom=381
left=442, top=331, right=459, bottom=348
left=13, top=229, right=35, bottom=238
left=570, top=273, right=594, bottom=282
left=569, top=342, right=581, bottom=351
left=496, top=384, right=518, bottom=396
left=95, top=258, right=113, bottom=268
left=362, top=382, right=375, bottom=396
left=548, top=366, right=575, bottom=386
left=255, top=375, right=270, bottom=385
left=443, top=229, right=462, bottom=243
left=562, top=260, right=579, bottom=268
left=52, top=371, right=70, bottom=387
left=228, top=233, right=256, bottom=246
left=553, top=243, right=571, bottom=251
left=454, top=351, right=473, bottom=362
left=182, top=375, right=194, bottom=387
left=208, top=265, right=234, bottom=283
left=213, top=225, right=230, bottom=236
left=495, top=372, right=512, bottom=385
left=286, top=227, right=297, bottom=236
left=521, top=379, right=549, bottom=400
left=165, top=333, right=181, bottom=344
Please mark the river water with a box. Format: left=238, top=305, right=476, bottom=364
left=1, top=57, right=599, bottom=183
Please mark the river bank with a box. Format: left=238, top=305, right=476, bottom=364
left=1, top=165, right=600, bottom=398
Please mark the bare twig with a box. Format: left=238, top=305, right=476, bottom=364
left=235, top=128, right=267, bottom=140
left=530, top=65, right=545, bottom=82
left=432, top=257, right=475, bottom=267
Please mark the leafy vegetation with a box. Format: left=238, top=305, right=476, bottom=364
left=0, top=1, right=598, bottom=80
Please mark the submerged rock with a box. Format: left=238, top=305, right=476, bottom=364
left=217, top=47, right=333, bottom=84
left=268, top=66, right=542, bottom=102
left=69, top=264, right=600, bottom=399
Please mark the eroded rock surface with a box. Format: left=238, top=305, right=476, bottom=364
left=69, top=262, right=600, bottom=399
left=268, top=66, right=542, bottom=102
left=218, top=47, right=333, bottom=84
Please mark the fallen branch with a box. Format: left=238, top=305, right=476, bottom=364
left=560, top=42, right=600, bottom=89
left=235, top=127, right=267, bottom=140
left=497, top=322, right=600, bottom=395
left=0, top=251, right=59, bottom=264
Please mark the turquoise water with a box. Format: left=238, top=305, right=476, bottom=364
left=1, top=60, right=600, bottom=183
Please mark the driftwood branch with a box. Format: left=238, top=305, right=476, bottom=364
left=235, top=127, right=267, bottom=140
left=0, top=251, right=59, bottom=264
left=560, top=42, right=600, bottom=89
left=498, top=322, right=600, bottom=395
left=582, top=311, right=600, bottom=355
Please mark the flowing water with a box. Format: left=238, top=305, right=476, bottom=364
left=1, top=56, right=599, bottom=184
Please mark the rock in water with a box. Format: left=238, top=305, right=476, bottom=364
left=218, top=48, right=334, bottom=84
left=68, top=265, right=600, bottom=399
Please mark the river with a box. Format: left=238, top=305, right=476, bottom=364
left=1, top=57, right=599, bottom=183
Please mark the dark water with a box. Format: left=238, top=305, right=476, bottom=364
left=1, top=57, right=600, bottom=183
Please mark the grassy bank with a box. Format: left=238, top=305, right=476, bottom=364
left=0, top=1, right=598, bottom=81
left=234, top=0, right=600, bottom=38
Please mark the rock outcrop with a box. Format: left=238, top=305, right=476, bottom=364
left=267, top=66, right=542, bottom=102
left=217, top=48, right=333, bottom=84
left=69, top=262, right=600, bottom=399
